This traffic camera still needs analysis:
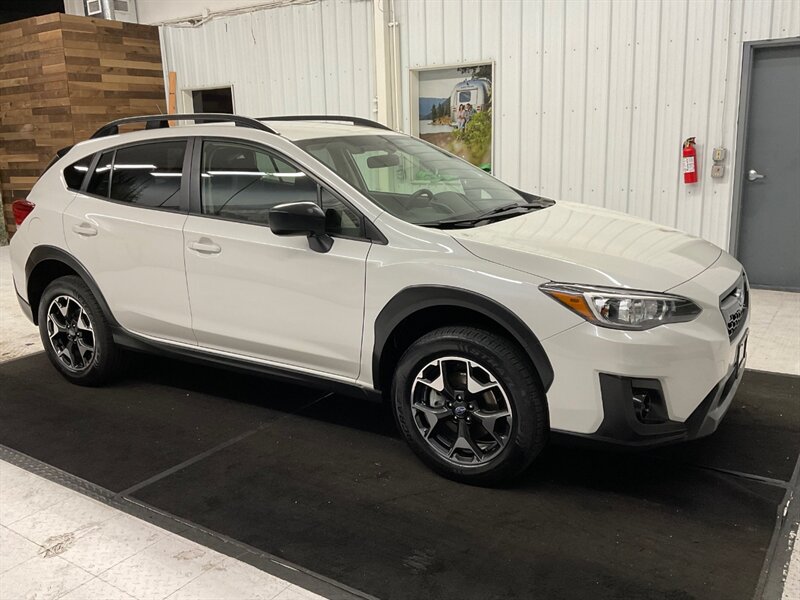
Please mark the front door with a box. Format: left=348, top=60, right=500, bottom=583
left=183, top=138, right=370, bottom=379
left=736, top=43, right=800, bottom=290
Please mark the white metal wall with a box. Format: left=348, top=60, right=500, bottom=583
left=159, top=0, right=376, bottom=118
left=397, top=0, right=800, bottom=249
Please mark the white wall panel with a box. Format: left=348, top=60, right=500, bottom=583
left=540, top=0, right=566, bottom=198
left=396, top=0, right=800, bottom=250
left=498, top=0, right=523, bottom=184
left=442, top=0, right=464, bottom=65
left=561, top=0, right=588, bottom=203
left=677, top=0, right=715, bottom=234
left=603, top=0, right=634, bottom=213
left=628, top=0, right=661, bottom=221
left=518, top=0, right=544, bottom=195
left=160, top=0, right=375, bottom=119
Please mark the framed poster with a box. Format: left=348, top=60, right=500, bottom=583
left=412, top=62, right=494, bottom=172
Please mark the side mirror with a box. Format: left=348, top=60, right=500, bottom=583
left=268, top=201, right=333, bottom=253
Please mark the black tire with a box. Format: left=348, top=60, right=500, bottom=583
left=38, top=275, right=122, bottom=386
left=392, top=326, right=548, bottom=486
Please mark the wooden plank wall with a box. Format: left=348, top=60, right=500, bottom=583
left=0, top=13, right=164, bottom=236
left=61, top=14, right=165, bottom=141
left=0, top=14, right=68, bottom=237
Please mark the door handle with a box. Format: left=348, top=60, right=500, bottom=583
left=747, top=169, right=766, bottom=181
left=188, top=240, right=222, bottom=254
left=72, top=222, right=98, bottom=237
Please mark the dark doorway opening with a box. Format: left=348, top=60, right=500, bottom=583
left=191, top=87, right=234, bottom=114
left=0, top=0, right=62, bottom=25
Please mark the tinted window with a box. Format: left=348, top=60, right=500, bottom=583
left=201, top=141, right=317, bottom=224
left=87, top=151, right=113, bottom=197
left=320, top=188, right=362, bottom=238
left=64, top=154, right=93, bottom=190
left=109, top=141, right=186, bottom=209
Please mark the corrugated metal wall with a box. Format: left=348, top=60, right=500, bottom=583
left=159, top=0, right=799, bottom=249
left=160, top=0, right=376, bottom=118
left=397, top=0, right=800, bottom=249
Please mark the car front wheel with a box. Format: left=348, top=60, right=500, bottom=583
left=392, top=326, right=548, bottom=485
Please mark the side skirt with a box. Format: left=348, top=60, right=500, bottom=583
left=112, top=327, right=383, bottom=403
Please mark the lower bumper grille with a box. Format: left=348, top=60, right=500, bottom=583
left=720, top=273, right=748, bottom=340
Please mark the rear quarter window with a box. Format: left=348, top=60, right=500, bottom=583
left=64, top=155, right=93, bottom=191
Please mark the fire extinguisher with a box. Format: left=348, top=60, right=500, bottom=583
left=682, top=137, right=698, bottom=184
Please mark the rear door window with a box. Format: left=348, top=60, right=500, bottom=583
left=84, top=141, right=187, bottom=212
left=109, top=141, right=186, bottom=209
left=87, top=151, right=114, bottom=197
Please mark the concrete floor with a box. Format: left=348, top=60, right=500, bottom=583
left=746, top=288, right=800, bottom=376
left=1, top=244, right=798, bottom=599
left=0, top=462, right=322, bottom=600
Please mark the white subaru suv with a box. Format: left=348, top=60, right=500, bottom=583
left=10, top=114, right=750, bottom=484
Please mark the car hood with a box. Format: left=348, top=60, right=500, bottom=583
left=449, top=201, right=722, bottom=291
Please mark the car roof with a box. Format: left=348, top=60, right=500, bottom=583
left=260, top=120, right=395, bottom=141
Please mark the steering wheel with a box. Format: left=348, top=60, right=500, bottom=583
left=410, top=188, right=435, bottom=202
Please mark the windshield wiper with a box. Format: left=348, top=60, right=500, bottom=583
left=418, top=203, right=541, bottom=229
left=475, top=203, right=539, bottom=219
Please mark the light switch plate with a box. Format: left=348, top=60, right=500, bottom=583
left=712, top=147, right=726, bottom=162
left=711, top=164, right=724, bottom=178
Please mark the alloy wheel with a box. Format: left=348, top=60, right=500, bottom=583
left=410, top=356, right=514, bottom=466
left=46, top=295, right=96, bottom=372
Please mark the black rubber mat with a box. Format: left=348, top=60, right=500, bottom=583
left=650, top=370, right=800, bottom=481
left=0, top=352, right=324, bottom=492
left=1, top=354, right=797, bottom=599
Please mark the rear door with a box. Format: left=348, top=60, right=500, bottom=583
left=182, top=137, right=370, bottom=379
left=62, top=138, right=195, bottom=343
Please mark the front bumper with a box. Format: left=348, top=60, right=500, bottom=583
left=589, top=342, right=746, bottom=446
left=541, top=252, right=749, bottom=445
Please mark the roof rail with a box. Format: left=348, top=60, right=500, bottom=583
left=90, top=113, right=280, bottom=139
left=257, top=115, right=393, bottom=132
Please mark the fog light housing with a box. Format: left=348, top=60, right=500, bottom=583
left=631, top=386, right=669, bottom=424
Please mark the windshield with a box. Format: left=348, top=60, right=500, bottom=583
left=296, top=134, right=550, bottom=227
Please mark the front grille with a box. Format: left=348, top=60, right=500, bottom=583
left=719, top=273, right=748, bottom=340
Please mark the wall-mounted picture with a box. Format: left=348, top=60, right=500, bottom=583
left=416, top=63, right=493, bottom=172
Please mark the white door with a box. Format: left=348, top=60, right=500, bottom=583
left=183, top=139, right=370, bottom=379
left=62, top=139, right=195, bottom=343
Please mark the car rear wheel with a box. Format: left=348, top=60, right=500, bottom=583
left=38, top=276, right=122, bottom=386
left=392, top=326, right=548, bottom=485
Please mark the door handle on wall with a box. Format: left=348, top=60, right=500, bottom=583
left=72, top=222, right=98, bottom=236
left=188, top=240, right=222, bottom=254
left=747, top=169, right=766, bottom=181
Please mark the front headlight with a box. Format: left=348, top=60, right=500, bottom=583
left=539, top=283, right=702, bottom=330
